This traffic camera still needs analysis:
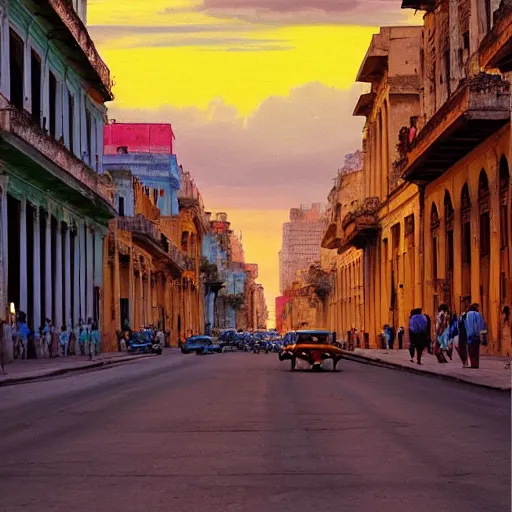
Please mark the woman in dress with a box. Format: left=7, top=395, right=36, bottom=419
left=435, top=304, right=450, bottom=363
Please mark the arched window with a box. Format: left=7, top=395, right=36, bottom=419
left=500, top=156, right=510, bottom=306
left=430, top=203, right=439, bottom=280
left=461, top=183, right=471, bottom=301
left=444, top=191, right=454, bottom=308
left=479, top=170, right=490, bottom=317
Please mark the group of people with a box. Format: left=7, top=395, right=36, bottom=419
left=13, top=313, right=100, bottom=360
left=408, top=303, right=487, bottom=368
left=381, top=325, right=405, bottom=350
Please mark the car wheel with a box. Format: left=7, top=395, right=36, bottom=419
left=291, top=356, right=296, bottom=371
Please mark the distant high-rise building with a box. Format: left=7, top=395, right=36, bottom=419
left=279, top=203, right=327, bottom=293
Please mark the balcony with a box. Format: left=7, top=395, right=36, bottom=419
left=480, top=0, right=512, bottom=72
left=39, top=0, right=112, bottom=100
left=353, top=93, right=376, bottom=117
left=0, top=94, right=115, bottom=221
left=339, top=197, right=380, bottom=251
left=321, top=222, right=341, bottom=250
left=116, top=215, right=186, bottom=275
left=402, top=74, right=510, bottom=183
left=356, top=33, right=388, bottom=83
left=401, top=0, right=436, bottom=11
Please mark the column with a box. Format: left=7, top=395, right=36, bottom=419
left=55, top=221, right=63, bottom=330
left=113, top=239, right=121, bottom=331
left=45, top=210, right=53, bottom=322
left=128, top=249, right=134, bottom=327
left=79, top=223, right=86, bottom=322
left=73, top=225, right=80, bottom=326
left=33, top=208, right=41, bottom=331
left=0, top=179, right=8, bottom=317
left=86, top=227, right=94, bottom=321
left=146, top=270, right=152, bottom=326
left=64, top=224, right=71, bottom=328
left=139, top=271, right=143, bottom=329
left=19, top=198, right=28, bottom=316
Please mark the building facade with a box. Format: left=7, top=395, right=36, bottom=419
left=279, top=203, right=327, bottom=293
left=0, top=0, right=115, bottom=358
left=334, top=1, right=511, bottom=353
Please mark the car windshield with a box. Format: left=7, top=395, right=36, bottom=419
left=296, top=334, right=329, bottom=344
left=188, top=338, right=211, bottom=345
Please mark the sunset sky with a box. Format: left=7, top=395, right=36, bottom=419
left=88, top=0, right=420, bottom=325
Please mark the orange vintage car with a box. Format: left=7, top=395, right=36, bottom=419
left=278, top=330, right=342, bottom=371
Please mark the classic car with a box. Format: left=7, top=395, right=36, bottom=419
left=181, top=336, right=222, bottom=355
left=279, top=330, right=342, bottom=371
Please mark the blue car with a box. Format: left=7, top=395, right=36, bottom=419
left=181, top=336, right=222, bottom=355
left=128, top=332, right=153, bottom=354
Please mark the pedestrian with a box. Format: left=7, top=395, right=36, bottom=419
left=91, top=323, right=100, bottom=356
left=465, top=303, right=487, bottom=369
left=408, top=308, right=428, bottom=365
left=59, top=325, right=69, bottom=356
left=435, top=304, right=450, bottom=363
left=79, top=325, right=89, bottom=356
left=42, top=319, right=51, bottom=358
left=397, top=326, right=404, bottom=350
left=17, top=312, right=31, bottom=360
left=383, top=325, right=393, bottom=350
left=51, top=323, right=59, bottom=358
left=0, top=318, right=6, bottom=374
left=502, top=306, right=511, bottom=370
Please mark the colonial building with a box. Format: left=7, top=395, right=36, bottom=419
left=102, top=172, right=187, bottom=350
left=322, top=152, right=365, bottom=339
left=398, top=0, right=511, bottom=355
left=0, top=0, right=115, bottom=357
left=334, top=2, right=511, bottom=354
left=103, top=123, right=206, bottom=345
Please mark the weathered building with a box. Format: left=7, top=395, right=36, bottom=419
left=0, top=0, right=115, bottom=357
left=279, top=203, right=327, bottom=293
left=321, top=152, right=365, bottom=339
left=399, top=0, right=511, bottom=355
left=102, top=172, right=187, bottom=350
left=103, top=123, right=206, bottom=345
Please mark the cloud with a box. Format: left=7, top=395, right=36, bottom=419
left=107, top=82, right=365, bottom=210
left=198, top=0, right=413, bottom=25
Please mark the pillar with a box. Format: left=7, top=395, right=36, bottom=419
left=64, top=224, right=71, bottom=328
left=86, top=227, right=94, bottom=321
left=113, top=238, right=121, bottom=331
left=79, top=223, right=86, bottom=322
left=45, top=210, right=53, bottom=322
left=139, top=271, right=143, bottom=329
left=19, top=198, right=28, bottom=316
left=55, top=221, right=63, bottom=330
left=33, top=208, right=41, bottom=331
left=73, top=225, right=80, bottom=326
left=0, top=178, right=8, bottom=317
left=128, top=249, right=134, bottom=327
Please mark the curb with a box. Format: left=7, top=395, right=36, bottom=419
left=0, top=354, right=154, bottom=387
left=341, top=351, right=511, bottom=392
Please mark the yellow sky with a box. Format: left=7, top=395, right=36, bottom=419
left=89, top=0, right=419, bottom=325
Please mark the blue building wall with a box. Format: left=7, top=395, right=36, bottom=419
left=103, top=153, right=180, bottom=215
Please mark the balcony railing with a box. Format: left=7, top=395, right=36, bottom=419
left=401, top=73, right=510, bottom=183
left=0, top=94, right=115, bottom=213
left=479, top=0, right=512, bottom=72
left=340, top=197, right=380, bottom=250
left=116, top=215, right=187, bottom=271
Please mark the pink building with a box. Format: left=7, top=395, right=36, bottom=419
left=104, top=123, right=175, bottom=155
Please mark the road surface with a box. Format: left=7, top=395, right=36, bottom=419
left=0, top=352, right=509, bottom=512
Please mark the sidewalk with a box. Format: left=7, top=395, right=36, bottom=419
left=0, top=351, right=155, bottom=386
left=342, top=348, right=511, bottom=391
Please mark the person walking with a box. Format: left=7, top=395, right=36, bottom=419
left=79, top=325, right=89, bottom=357
left=59, top=325, right=69, bottom=357
left=397, top=326, right=404, bottom=350
left=17, top=312, right=31, bottom=360
left=91, top=323, right=100, bottom=356
left=465, top=303, right=487, bottom=369
left=408, top=308, right=428, bottom=365
left=435, top=304, right=450, bottom=363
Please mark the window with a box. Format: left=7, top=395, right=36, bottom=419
left=462, top=222, right=471, bottom=264
left=9, top=28, right=24, bottom=110
left=31, top=50, right=41, bottom=126
left=68, top=91, right=74, bottom=153
left=49, top=71, right=57, bottom=138
left=85, top=109, right=92, bottom=164
left=118, top=196, right=125, bottom=217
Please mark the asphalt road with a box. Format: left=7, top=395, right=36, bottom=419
left=0, top=352, right=509, bottom=512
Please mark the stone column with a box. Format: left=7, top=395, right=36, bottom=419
left=33, top=208, right=41, bottom=331
left=139, top=271, right=144, bottom=329
left=79, top=223, right=86, bottom=322
left=45, top=210, right=53, bottom=322
left=55, top=221, right=63, bottom=330
left=73, top=226, right=80, bottom=327
left=19, top=198, right=28, bottom=316
left=86, top=226, right=94, bottom=321
left=147, top=270, right=152, bottom=326
left=0, top=179, right=8, bottom=318
left=64, top=224, right=71, bottom=328
left=128, top=250, right=134, bottom=327
left=113, top=239, right=121, bottom=331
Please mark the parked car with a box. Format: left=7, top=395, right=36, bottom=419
left=181, top=336, right=222, bottom=355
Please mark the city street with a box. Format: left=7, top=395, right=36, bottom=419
left=0, top=353, right=509, bottom=512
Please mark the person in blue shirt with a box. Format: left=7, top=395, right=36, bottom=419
left=91, top=323, right=100, bottom=357
left=464, top=303, right=487, bottom=369
left=408, top=308, right=428, bottom=365
left=17, top=312, right=31, bottom=360
left=59, top=325, right=69, bottom=357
